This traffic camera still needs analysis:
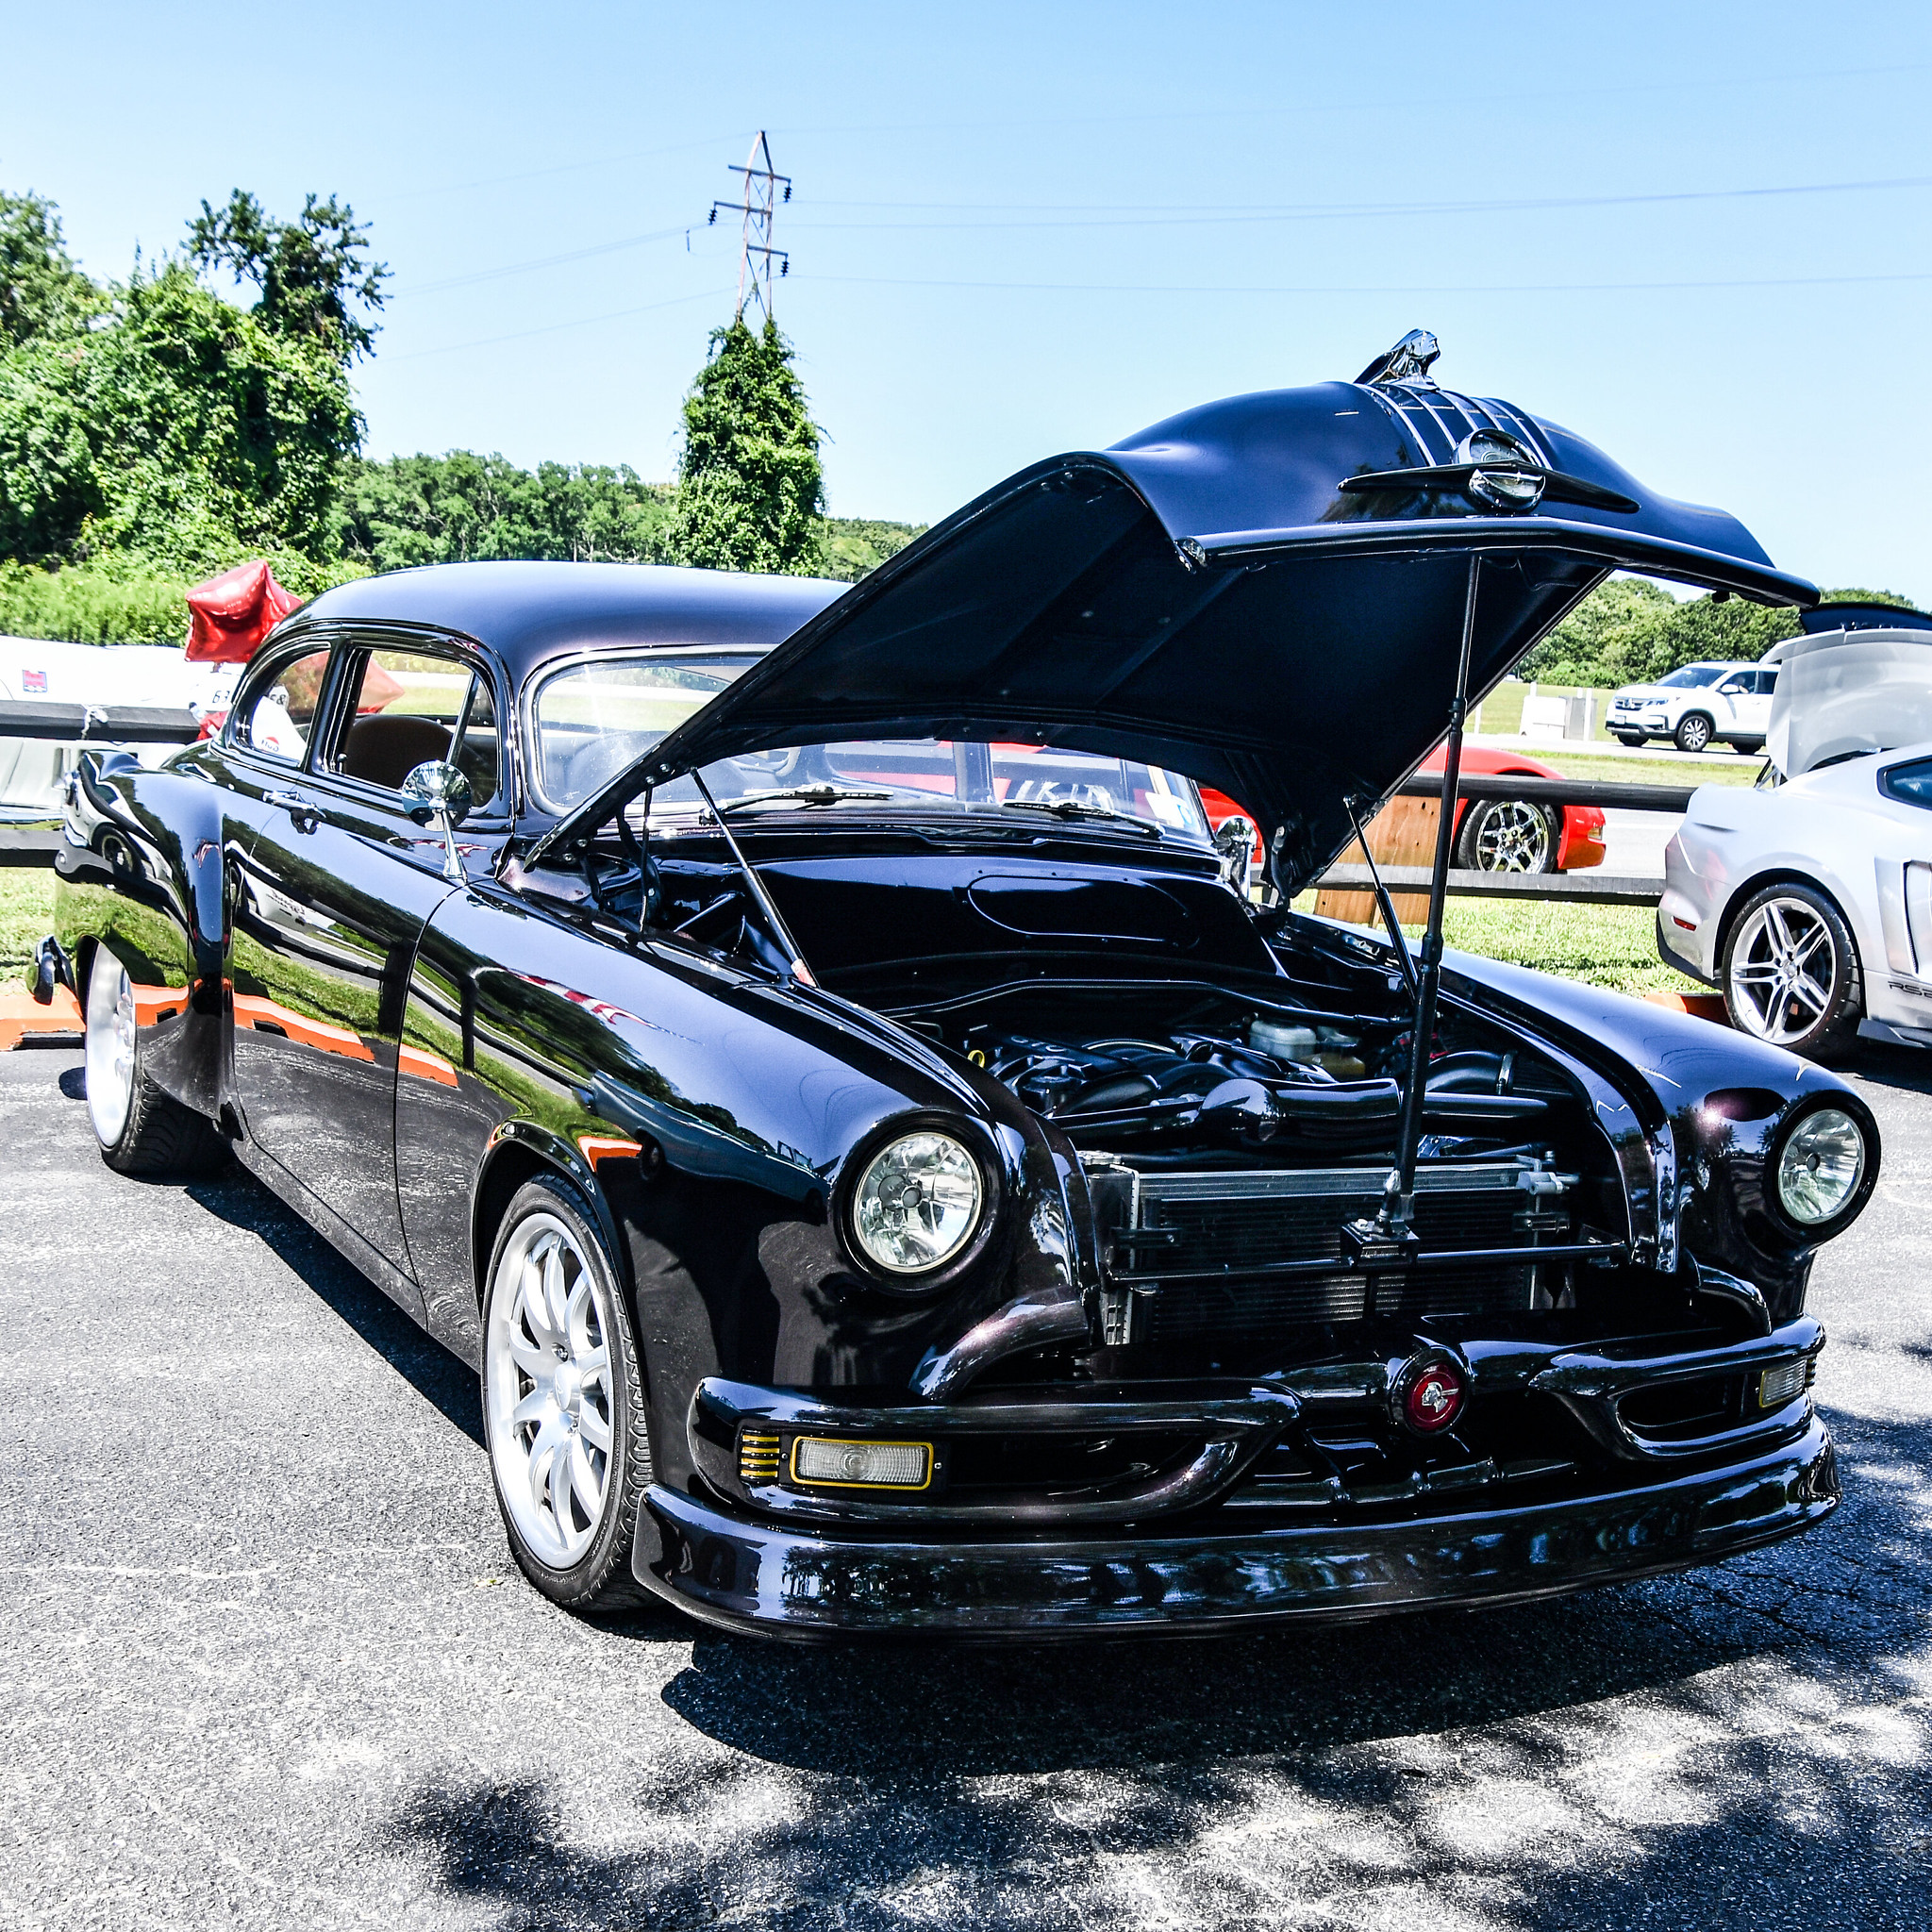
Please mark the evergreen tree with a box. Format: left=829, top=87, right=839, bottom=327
left=671, top=316, right=825, bottom=575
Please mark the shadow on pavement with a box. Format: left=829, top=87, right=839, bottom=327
left=378, top=1407, right=1932, bottom=1929
left=184, top=1168, right=485, bottom=1447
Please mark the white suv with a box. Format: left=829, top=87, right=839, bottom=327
left=1607, top=660, right=1776, bottom=753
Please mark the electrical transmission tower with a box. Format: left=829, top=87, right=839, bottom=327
left=708, top=131, right=791, bottom=324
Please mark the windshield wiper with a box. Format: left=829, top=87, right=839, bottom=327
left=719, top=785, right=894, bottom=814
left=998, top=797, right=1160, bottom=838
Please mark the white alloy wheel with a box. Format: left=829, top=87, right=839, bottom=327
left=1468, top=800, right=1554, bottom=873
left=484, top=1209, right=618, bottom=1569
left=1726, top=895, right=1843, bottom=1049
left=84, top=946, right=137, bottom=1148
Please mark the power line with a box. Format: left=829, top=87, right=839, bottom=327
left=798, top=268, right=1932, bottom=298
left=391, top=225, right=696, bottom=299
left=784, top=173, right=1932, bottom=233
left=382, top=286, right=735, bottom=361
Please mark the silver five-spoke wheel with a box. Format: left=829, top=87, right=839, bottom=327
left=84, top=945, right=137, bottom=1148
left=1722, top=884, right=1861, bottom=1062
left=485, top=1210, right=616, bottom=1569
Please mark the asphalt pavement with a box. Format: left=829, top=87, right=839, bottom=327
left=5, top=1039, right=1932, bottom=1930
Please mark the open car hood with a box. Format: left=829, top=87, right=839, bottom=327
left=1767, top=625, right=1932, bottom=776
left=551, top=354, right=1815, bottom=890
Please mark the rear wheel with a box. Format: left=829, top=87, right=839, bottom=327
left=1722, top=884, right=1863, bottom=1062
left=83, top=946, right=226, bottom=1175
left=482, top=1176, right=651, bottom=1611
left=1455, top=798, right=1557, bottom=874
left=1675, top=713, right=1714, bottom=753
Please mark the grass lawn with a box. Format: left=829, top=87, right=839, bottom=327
left=1433, top=899, right=1688, bottom=995
left=1511, top=748, right=1762, bottom=790
left=0, top=870, right=53, bottom=983
left=1291, top=892, right=1689, bottom=996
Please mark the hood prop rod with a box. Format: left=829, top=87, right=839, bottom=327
left=1344, top=555, right=1480, bottom=1268
left=690, top=768, right=818, bottom=989
left=1344, top=794, right=1420, bottom=1002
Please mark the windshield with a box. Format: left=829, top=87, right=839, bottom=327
left=1657, top=662, right=1731, bottom=689
left=532, top=650, right=1212, bottom=841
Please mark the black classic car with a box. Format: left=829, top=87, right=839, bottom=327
left=44, top=335, right=1876, bottom=1640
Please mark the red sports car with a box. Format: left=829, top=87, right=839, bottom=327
left=1203, top=744, right=1606, bottom=877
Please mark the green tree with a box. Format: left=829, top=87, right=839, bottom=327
left=671, top=316, right=824, bottom=574
left=0, top=190, right=101, bottom=347
left=1, top=186, right=366, bottom=573
left=1520, top=576, right=1925, bottom=687
left=1517, top=576, right=1675, bottom=685
left=821, top=516, right=924, bottom=582
left=187, top=190, right=388, bottom=361
left=335, top=452, right=677, bottom=571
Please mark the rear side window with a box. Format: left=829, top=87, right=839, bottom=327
left=1882, top=758, right=1932, bottom=808
left=325, top=645, right=503, bottom=813
left=1759, top=668, right=1779, bottom=693
left=235, top=647, right=332, bottom=763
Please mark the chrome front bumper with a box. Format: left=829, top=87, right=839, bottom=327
left=634, top=1415, right=1838, bottom=1641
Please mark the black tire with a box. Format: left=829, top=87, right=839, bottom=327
left=480, top=1174, right=652, bottom=1613
left=1454, top=797, right=1559, bottom=874
left=1611, top=733, right=1645, bottom=747
left=1721, top=883, right=1863, bottom=1064
left=1674, top=712, right=1714, bottom=753
left=83, top=945, right=227, bottom=1177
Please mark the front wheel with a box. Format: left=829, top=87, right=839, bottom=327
left=1674, top=713, right=1714, bottom=753
left=482, top=1176, right=651, bottom=1611
left=83, top=945, right=225, bottom=1175
left=1722, top=884, right=1863, bottom=1062
left=1455, top=798, right=1557, bottom=874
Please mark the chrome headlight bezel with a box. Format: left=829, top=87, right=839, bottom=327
left=1766, top=1099, right=1876, bottom=1240
left=837, top=1116, right=1001, bottom=1295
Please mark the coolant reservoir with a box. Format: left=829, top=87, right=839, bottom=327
left=1251, top=1017, right=1366, bottom=1080
left=1250, top=1019, right=1319, bottom=1061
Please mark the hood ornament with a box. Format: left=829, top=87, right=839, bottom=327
left=1356, top=328, right=1441, bottom=388
left=1457, top=428, right=1546, bottom=512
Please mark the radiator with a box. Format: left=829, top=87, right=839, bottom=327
left=1099, top=1161, right=1570, bottom=1346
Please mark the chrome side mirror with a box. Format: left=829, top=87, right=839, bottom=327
left=401, top=760, right=474, bottom=883
left=1214, top=814, right=1256, bottom=897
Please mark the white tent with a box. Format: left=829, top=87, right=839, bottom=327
left=0, top=636, right=242, bottom=820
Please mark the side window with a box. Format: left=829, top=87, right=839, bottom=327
left=235, top=647, right=333, bottom=764
left=1758, top=668, right=1779, bottom=694
left=1716, top=675, right=1747, bottom=696
left=323, top=646, right=502, bottom=813
left=1883, top=758, right=1932, bottom=809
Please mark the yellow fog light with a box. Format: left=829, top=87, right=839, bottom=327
left=791, top=1436, right=932, bottom=1490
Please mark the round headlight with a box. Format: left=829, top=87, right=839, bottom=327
left=851, top=1132, right=985, bottom=1276
left=1776, top=1108, right=1866, bottom=1225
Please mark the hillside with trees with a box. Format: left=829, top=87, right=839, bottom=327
left=0, top=183, right=922, bottom=643
left=0, top=181, right=1909, bottom=662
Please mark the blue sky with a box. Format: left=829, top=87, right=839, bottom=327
left=7, top=1, right=1929, bottom=598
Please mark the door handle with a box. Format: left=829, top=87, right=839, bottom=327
left=263, top=789, right=325, bottom=834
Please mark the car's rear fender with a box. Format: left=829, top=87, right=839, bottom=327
left=53, top=757, right=234, bottom=1121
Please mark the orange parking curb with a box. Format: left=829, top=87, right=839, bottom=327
left=1642, top=991, right=1730, bottom=1024
left=0, top=983, right=82, bottom=1049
